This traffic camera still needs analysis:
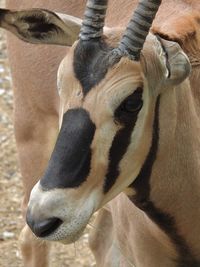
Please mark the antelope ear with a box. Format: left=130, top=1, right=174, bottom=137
left=157, top=36, right=191, bottom=86
left=0, top=8, right=82, bottom=46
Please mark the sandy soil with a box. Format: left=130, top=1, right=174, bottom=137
left=0, top=1, right=95, bottom=266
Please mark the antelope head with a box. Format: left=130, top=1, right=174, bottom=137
left=0, top=0, right=190, bottom=243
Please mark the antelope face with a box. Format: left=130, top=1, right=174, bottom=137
left=0, top=1, right=190, bottom=243
left=27, top=33, right=190, bottom=243
left=28, top=48, right=144, bottom=243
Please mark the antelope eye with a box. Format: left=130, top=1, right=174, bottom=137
left=114, top=87, right=143, bottom=125
left=121, top=88, right=143, bottom=113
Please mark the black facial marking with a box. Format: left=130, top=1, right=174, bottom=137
left=129, top=96, right=200, bottom=266
left=129, top=96, right=159, bottom=200
left=103, top=88, right=143, bottom=193
left=40, top=108, right=96, bottom=189
left=73, top=40, right=113, bottom=95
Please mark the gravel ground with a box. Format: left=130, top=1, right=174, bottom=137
left=0, top=1, right=95, bottom=266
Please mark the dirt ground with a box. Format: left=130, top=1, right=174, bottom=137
left=0, top=1, right=95, bottom=266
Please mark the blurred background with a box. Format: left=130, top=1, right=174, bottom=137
left=0, top=1, right=95, bottom=266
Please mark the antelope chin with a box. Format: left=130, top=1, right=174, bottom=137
left=43, top=220, right=88, bottom=244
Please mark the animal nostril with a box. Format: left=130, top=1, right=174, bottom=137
left=27, top=217, right=63, bottom=238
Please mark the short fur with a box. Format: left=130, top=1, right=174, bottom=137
left=4, top=1, right=200, bottom=267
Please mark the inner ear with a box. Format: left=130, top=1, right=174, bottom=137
left=157, top=35, right=191, bottom=86
left=0, top=8, right=82, bottom=46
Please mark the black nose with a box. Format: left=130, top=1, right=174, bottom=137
left=26, top=214, right=63, bottom=238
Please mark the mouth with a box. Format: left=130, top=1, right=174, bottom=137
left=43, top=221, right=87, bottom=244
left=155, top=34, right=171, bottom=78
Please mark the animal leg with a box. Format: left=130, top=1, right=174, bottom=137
left=15, top=113, right=59, bottom=267
left=16, top=114, right=58, bottom=267
left=19, top=225, right=51, bottom=267
left=89, top=207, right=121, bottom=267
left=5, top=13, right=64, bottom=263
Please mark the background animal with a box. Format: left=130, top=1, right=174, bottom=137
left=2, top=0, right=200, bottom=266
left=4, top=1, right=140, bottom=266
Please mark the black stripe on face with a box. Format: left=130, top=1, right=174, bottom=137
left=73, top=40, right=113, bottom=95
left=103, top=88, right=143, bottom=193
left=129, top=97, right=160, bottom=199
left=129, top=97, right=200, bottom=266
left=40, top=108, right=95, bottom=189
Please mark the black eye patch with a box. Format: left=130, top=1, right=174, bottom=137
left=104, top=87, right=143, bottom=193
left=114, top=87, right=143, bottom=125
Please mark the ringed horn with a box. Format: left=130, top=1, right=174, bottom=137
left=118, top=0, right=162, bottom=60
left=79, top=0, right=108, bottom=40
left=79, top=0, right=162, bottom=60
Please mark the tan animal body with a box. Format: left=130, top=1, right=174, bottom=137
left=2, top=0, right=200, bottom=266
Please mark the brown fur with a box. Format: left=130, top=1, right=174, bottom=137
left=5, top=0, right=200, bottom=266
